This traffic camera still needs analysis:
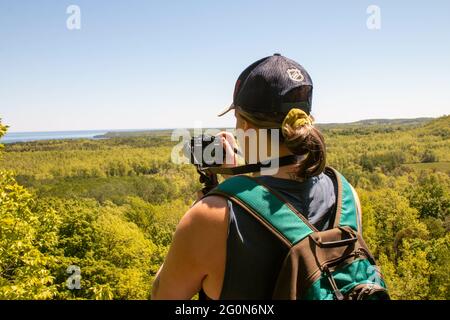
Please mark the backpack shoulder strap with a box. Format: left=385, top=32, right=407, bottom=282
left=207, top=175, right=315, bottom=247
left=326, top=167, right=361, bottom=233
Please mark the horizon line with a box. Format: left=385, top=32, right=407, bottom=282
left=3, top=116, right=439, bottom=134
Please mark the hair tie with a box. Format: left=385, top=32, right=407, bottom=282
left=281, top=108, right=313, bottom=136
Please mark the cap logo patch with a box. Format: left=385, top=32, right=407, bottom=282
left=287, top=68, right=304, bottom=82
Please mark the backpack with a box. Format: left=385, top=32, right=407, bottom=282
left=207, top=166, right=390, bottom=300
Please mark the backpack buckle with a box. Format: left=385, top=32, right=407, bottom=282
left=322, top=265, right=344, bottom=300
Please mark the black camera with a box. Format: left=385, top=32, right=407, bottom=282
left=183, top=134, right=226, bottom=168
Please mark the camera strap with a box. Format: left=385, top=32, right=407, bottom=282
left=205, top=155, right=300, bottom=175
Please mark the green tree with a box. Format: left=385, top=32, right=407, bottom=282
left=408, top=172, right=450, bottom=220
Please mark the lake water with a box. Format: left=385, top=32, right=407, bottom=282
left=1, top=130, right=109, bottom=144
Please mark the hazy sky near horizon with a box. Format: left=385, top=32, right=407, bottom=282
left=1, top=0, right=449, bottom=132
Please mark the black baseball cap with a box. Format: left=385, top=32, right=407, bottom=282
left=218, top=53, right=313, bottom=127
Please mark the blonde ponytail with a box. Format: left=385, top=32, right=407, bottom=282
left=281, top=108, right=326, bottom=181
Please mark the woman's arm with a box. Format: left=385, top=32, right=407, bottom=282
left=151, top=196, right=228, bottom=300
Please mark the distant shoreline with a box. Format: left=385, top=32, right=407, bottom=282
left=0, top=129, right=172, bottom=144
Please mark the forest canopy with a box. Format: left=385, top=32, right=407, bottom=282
left=0, top=116, right=449, bottom=299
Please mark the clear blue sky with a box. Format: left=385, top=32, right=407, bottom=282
left=1, top=0, right=449, bottom=132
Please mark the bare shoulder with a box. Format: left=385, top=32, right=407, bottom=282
left=181, top=195, right=229, bottom=229
left=193, top=195, right=229, bottom=216
left=151, top=195, right=229, bottom=299
left=173, top=195, right=229, bottom=277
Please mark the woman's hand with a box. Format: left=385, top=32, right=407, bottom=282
left=216, top=131, right=239, bottom=168
left=215, top=131, right=242, bottom=180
